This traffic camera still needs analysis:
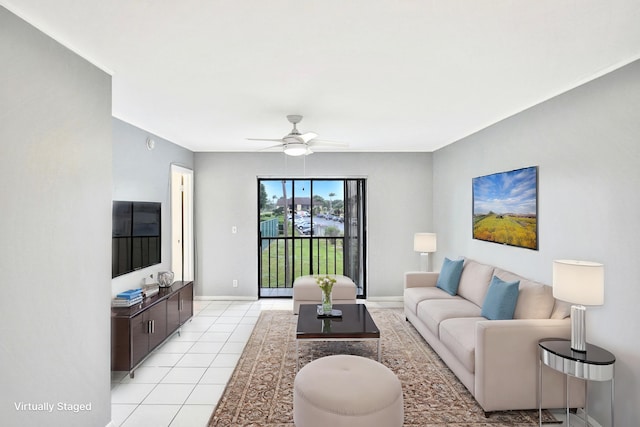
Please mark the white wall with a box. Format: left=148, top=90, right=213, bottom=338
left=194, top=152, right=433, bottom=299
left=111, top=118, right=194, bottom=296
left=433, top=59, right=640, bottom=425
left=0, top=7, right=112, bottom=426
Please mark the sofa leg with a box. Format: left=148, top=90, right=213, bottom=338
left=483, top=411, right=491, bottom=418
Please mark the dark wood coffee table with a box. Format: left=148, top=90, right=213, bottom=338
left=296, top=303, right=381, bottom=370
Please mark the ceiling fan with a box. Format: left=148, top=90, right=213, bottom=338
left=247, top=115, right=346, bottom=156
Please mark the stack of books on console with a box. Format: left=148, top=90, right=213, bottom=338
left=112, top=288, right=143, bottom=307
left=142, top=283, right=160, bottom=298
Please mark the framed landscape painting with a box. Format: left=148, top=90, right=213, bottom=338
left=472, top=166, right=538, bottom=250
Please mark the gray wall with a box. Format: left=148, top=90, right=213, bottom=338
left=194, top=152, right=433, bottom=299
left=111, top=118, right=195, bottom=296
left=433, top=59, right=640, bottom=424
left=0, top=7, right=112, bottom=427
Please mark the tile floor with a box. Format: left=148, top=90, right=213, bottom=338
left=111, top=299, right=293, bottom=426
left=110, top=298, right=568, bottom=427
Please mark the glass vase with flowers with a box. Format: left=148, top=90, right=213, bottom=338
left=316, top=275, right=337, bottom=315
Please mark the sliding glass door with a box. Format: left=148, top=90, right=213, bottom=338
left=258, top=178, right=366, bottom=298
left=343, top=179, right=366, bottom=293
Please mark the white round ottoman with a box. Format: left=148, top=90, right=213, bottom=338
left=293, top=354, right=403, bottom=427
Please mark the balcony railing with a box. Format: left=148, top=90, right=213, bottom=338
left=260, top=236, right=344, bottom=289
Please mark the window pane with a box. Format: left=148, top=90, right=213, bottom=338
left=311, top=180, right=344, bottom=237
left=259, top=180, right=293, bottom=238
left=292, top=180, right=312, bottom=237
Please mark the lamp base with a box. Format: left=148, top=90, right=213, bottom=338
left=419, top=252, right=430, bottom=272
left=570, top=305, right=587, bottom=352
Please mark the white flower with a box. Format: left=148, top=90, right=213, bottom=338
left=316, top=275, right=336, bottom=295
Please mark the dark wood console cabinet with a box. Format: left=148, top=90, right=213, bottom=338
left=111, top=281, right=193, bottom=376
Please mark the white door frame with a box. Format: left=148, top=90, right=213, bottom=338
left=171, top=165, right=194, bottom=281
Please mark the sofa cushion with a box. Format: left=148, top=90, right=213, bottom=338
left=416, top=299, right=482, bottom=338
left=481, top=276, right=520, bottom=320
left=550, top=300, right=571, bottom=319
left=436, top=257, right=464, bottom=296
left=439, top=317, right=485, bottom=374
left=494, top=268, right=556, bottom=319
left=404, top=287, right=459, bottom=316
left=457, top=259, right=494, bottom=307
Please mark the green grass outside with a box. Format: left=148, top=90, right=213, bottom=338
left=261, top=238, right=344, bottom=288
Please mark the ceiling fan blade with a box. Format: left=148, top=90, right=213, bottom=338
left=247, top=138, right=284, bottom=142
left=257, top=144, right=284, bottom=151
left=299, top=132, right=318, bottom=143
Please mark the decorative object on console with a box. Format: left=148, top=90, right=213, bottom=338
left=157, top=271, right=175, bottom=288
left=472, top=166, right=538, bottom=250
left=413, top=232, right=437, bottom=271
left=316, top=275, right=337, bottom=315
left=142, top=283, right=159, bottom=298
left=112, top=288, right=143, bottom=307
left=552, top=259, right=604, bottom=352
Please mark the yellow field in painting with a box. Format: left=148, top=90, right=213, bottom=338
left=473, top=214, right=537, bottom=249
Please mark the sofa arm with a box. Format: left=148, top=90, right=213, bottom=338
left=474, top=318, right=584, bottom=412
left=404, top=271, right=439, bottom=288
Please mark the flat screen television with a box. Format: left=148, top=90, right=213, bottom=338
left=112, top=201, right=161, bottom=278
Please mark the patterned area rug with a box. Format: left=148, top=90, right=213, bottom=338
left=209, top=308, right=557, bottom=426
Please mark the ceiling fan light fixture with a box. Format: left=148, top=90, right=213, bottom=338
left=248, top=114, right=345, bottom=155
left=283, top=142, right=308, bottom=156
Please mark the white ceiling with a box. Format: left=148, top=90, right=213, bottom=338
left=4, top=0, right=640, bottom=153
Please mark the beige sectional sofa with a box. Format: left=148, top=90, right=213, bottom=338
left=404, top=258, right=585, bottom=413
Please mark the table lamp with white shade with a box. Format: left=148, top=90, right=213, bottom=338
left=414, top=233, right=437, bottom=272
left=552, top=259, right=604, bottom=352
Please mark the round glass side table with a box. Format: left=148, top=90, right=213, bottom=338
left=538, top=338, right=615, bottom=426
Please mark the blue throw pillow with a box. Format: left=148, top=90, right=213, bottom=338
left=436, top=257, right=464, bottom=296
left=481, top=275, right=520, bottom=320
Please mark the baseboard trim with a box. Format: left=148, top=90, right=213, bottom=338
left=195, top=296, right=258, bottom=301
left=365, top=296, right=403, bottom=302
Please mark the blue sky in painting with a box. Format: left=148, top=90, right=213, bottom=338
left=473, top=167, right=537, bottom=215
left=262, top=180, right=343, bottom=200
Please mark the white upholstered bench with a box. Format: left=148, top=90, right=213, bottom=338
left=292, top=274, right=357, bottom=314
left=293, top=354, right=404, bottom=427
